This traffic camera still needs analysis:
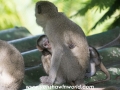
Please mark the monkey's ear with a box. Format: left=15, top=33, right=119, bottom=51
left=56, top=6, right=58, bottom=12
left=36, top=46, right=43, bottom=51
left=37, top=4, right=41, bottom=14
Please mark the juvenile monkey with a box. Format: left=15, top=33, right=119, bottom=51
left=36, top=35, right=51, bottom=74
left=86, top=46, right=110, bottom=85
left=37, top=35, right=110, bottom=85
left=35, top=1, right=90, bottom=86
left=0, top=40, right=24, bottom=90
left=98, top=34, right=120, bottom=80
left=37, top=35, right=51, bottom=53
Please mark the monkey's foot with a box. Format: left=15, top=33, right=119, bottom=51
left=40, top=76, right=53, bottom=85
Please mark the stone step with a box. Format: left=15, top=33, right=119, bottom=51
left=8, top=35, right=41, bottom=52
left=6, top=27, right=120, bottom=53
left=0, top=27, right=32, bottom=41
left=0, top=27, right=120, bottom=89
left=22, top=49, right=41, bottom=67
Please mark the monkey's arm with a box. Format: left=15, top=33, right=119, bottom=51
left=41, top=55, right=51, bottom=74
left=49, top=48, right=63, bottom=84
left=40, top=47, right=63, bottom=85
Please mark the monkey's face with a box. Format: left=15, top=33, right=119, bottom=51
left=37, top=37, right=51, bottom=52
left=42, top=38, right=51, bottom=50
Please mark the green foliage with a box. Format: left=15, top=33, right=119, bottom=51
left=0, top=0, right=23, bottom=30
left=77, top=0, right=120, bottom=31
left=50, top=0, right=120, bottom=35
left=1, top=0, right=119, bottom=35
left=23, top=46, right=120, bottom=89
left=41, top=0, right=116, bottom=35
left=74, top=0, right=115, bottom=15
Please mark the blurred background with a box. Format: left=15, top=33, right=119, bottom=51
left=0, top=0, right=120, bottom=36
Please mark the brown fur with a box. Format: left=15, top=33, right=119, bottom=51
left=37, top=36, right=78, bottom=90
left=86, top=47, right=110, bottom=85
left=0, top=40, right=24, bottom=90
left=37, top=45, right=51, bottom=74
left=36, top=35, right=51, bottom=74
left=41, top=53, right=51, bottom=74
left=35, top=1, right=89, bottom=86
left=37, top=35, right=110, bottom=86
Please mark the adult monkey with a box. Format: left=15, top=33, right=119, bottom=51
left=35, top=1, right=89, bottom=86
left=37, top=35, right=77, bottom=87
left=36, top=35, right=110, bottom=85
left=0, top=40, right=24, bottom=90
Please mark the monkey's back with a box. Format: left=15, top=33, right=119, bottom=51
left=0, top=40, right=24, bottom=90
left=45, top=13, right=89, bottom=83
left=46, top=13, right=89, bottom=71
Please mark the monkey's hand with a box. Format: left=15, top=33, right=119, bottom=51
left=40, top=76, right=53, bottom=85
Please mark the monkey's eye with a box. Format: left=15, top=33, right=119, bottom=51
left=44, top=43, right=47, bottom=46
left=37, top=4, right=41, bottom=14
left=43, top=43, right=47, bottom=48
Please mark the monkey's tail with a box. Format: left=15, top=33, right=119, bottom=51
left=86, top=63, right=110, bottom=85
left=100, top=63, right=110, bottom=81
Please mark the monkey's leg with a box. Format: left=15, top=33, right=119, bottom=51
left=85, top=62, right=96, bottom=77
left=74, top=79, right=86, bottom=90
left=69, top=82, right=80, bottom=90
left=40, top=76, right=48, bottom=84
left=100, top=63, right=110, bottom=81
left=40, top=48, right=63, bottom=85
left=53, top=69, right=66, bottom=85
left=74, top=78, right=85, bottom=86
